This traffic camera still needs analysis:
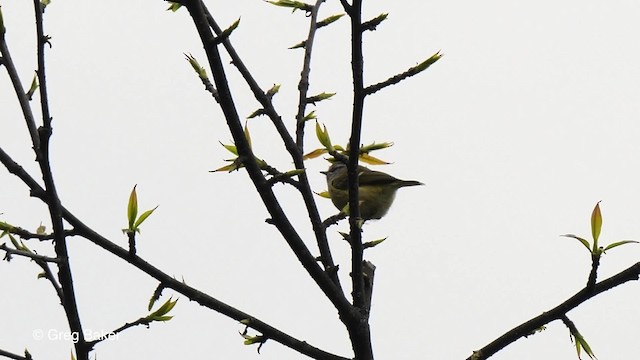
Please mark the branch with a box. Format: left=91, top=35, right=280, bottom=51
left=291, top=0, right=343, bottom=290
left=468, top=262, right=640, bottom=360
left=344, top=1, right=374, bottom=359
left=295, top=0, right=324, bottom=149
left=0, top=16, right=40, bottom=151
left=183, top=0, right=349, bottom=315
left=201, top=5, right=340, bottom=288
left=29, top=2, right=90, bottom=358
left=0, top=243, right=60, bottom=263
left=0, top=81, right=350, bottom=360
left=0, top=348, right=32, bottom=360
left=364, top=51, right=442, bottom=96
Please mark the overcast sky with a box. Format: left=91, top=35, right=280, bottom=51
left=2, top=1, right=640, bottom=359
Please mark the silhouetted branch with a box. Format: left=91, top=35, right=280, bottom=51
left=468, top=262, right=640, bottom=360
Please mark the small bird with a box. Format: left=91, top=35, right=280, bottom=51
left=322, top=162, right=423, bottom=220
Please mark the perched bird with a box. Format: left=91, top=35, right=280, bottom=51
left=322, top=162, right=423, bottom=220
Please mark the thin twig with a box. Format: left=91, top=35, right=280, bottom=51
left=0, top=21, right=40, bottom=151
left=0, top=348, right=33, bottom=360
left=295, top=0, right=325, bottom=149
left=0, top=243, right=60, bottom=263
left=467, top=262, right=640, bottom=360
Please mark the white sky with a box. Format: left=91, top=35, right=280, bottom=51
left=2, top=1, right=640, bottom=359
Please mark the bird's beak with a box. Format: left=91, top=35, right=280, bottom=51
left=320, top=171, right=327, bottom=175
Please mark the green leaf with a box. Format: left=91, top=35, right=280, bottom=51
left=127, top=185, right=138, bottom=230
left=603, top=240, right=639, bottom=252
left=133, top=206, right=159, bottom=229
left=265, top=0, right=313, bottom=12
left=302, top=148, right=327, bottom=160
left=242, top=335, right=265, bottom=345
left=591, top=201, right=602, bottom=245
left=146, top=298, right=178, bottom=322
left=364, top=237, right=387, bottom=249
left=317, top=14, right=345, bottom=28
left=211, top=162, right=240, bottom=173
left=266, top=84, right=280, bottom=97
left=247, top=108, right=266, bottom=119
left=184, top=53, right=208, bottom=80
left=302, top=110, right=316, bottom=121
left=360, top=141, right=393, bottom=153
left=220, top=141, right=239, bottom=156
left=307, top=92, right=336, bottom=104
left=574, top=331, right=597, bottom=360
left=315, top=121, right=333, bottom=150
left=359, top=153, right=390, bottom=165
left=415, top=51, right=443, bottom=72
left=9, top=233, right=21, bottom=249
left=282, top=169, right=305, bottom=177
left=219, top=18, right=240, bottom=40
left=166, top=2, right=182, bottom=11
left=0, top=221, right=14, bottom=232
left=362, top=13, right=388, bottom=30
left=244, top=123, right=252, bottom=149
left=26, top=73, right=39, bottom=100
left=561, top=234, right=592, bottom=253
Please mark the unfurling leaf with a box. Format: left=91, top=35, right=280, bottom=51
left=266, top=0, right=313, bottom=12
left=302, top=111, right=316, bottom=121
left=360, top=141, right=393, bottom=153
left=590, top=201, right=602, bottom=245
left=133, top=206, right=159, bottom=229
left=315, top=121, right=333, bottom=150
left=317, top=14, right=345, bottom=28
left=282, top=169, right=305, bottom=177
left=561, top=234, right=592, bottom=253
left=247, top=108, right=267, bottom=119
left=220, top=142, right=239, bottom=156
left=218, top=18, right=240, bottom=40
left=127, top=185, right=138, bottom=230
left=184, top=53, right=208, bottom=80
left=303, top=148, right=327, bottom=160
left=124, top=186, right=158, bottom=233
left=26, top=74, right=39, bottom=100
left=266, top=84, right=280, bottom=97
left=211, top=162, right=240, bottom=173
left=571, top=328, right=597, bottom=360
left=415, top=51, right=443, bottom=72
left=364, top=237, right=387, bottom=249
left=362, top=13, right=388, bottom=31
left=244, top=123, right=253, bottom=149
left=166, top=2, right=182, bottom=11
left=307, top=92, right=336, bottom=104
left=359, top=153, right=390, bottom=165
left=603, top=240, right=639, bottom=252
left=145, top=297, right=178, bottom=322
